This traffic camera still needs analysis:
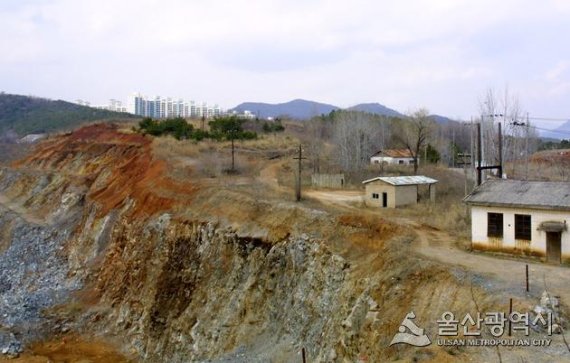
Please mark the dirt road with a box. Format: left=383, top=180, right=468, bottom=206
left=254, top=161, right=570, bottom=305
left=304, top=187, right=570, bottom=303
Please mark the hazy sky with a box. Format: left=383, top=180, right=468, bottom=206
left=2, top=0, right=570, bottom=124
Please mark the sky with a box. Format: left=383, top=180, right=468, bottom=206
left=1, top=0, right=570, bottom=125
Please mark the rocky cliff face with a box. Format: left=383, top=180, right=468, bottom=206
left=0, top=124, right=525, bottom=362
left=95, top=219, right=358, bottom=362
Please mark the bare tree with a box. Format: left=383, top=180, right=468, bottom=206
left=395, top=108, right=434, bottom=174
left=305, top=117, right=327, bottom=173
left=332, top=111, right=380, bottom=172
left=478, top=87, right=528, bottom=178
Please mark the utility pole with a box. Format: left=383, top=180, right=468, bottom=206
left=512, top=126, right=518, bottom=178
left=498, top=122, right=503, bottom=178
left=510, top=117, right=531, bottom=180
left=293, top=144, right=306, bottom=201
left=476, top=121, right=503, bottom=185
left=477, top=122, right=482, bottom=185
left=452, top=126, right=456, bottom=167
left=470, top=117, right=474, bottom=184
left=231, top=135, right=235, bottom=172
left=230, top=127, right=238, bottom=173
left=525, top=112, right=530, bottom=180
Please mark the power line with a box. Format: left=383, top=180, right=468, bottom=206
left=509, top=121, right=570, bottom=137
left=533, top=126, right=570, bottom=137
left=527, top=116, right=570, bottom=123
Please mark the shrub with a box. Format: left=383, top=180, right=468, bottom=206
left=139, top=117, right=193, bottom=140
left=139, top=116, right=257, bottom=142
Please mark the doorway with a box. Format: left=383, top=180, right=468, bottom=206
left=382, top=192, right=388, bottom=208
left=546, top=232, right=562, bottom=264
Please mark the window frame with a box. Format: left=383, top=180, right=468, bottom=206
left=515, top=214, right=532, bottom=241
left=487, top=212, right=504, bottom=238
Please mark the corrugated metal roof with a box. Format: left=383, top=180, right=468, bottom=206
left=463, top=179, right=570, bottom=211
left=371, top=149, right=414, bottom=158
left=362, top=176, right=438, bottom=186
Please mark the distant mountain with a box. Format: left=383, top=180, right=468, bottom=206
left=231, top=99, right=340, bottom=119
left=0, top=93, right=136, bottom=136
left=540, top=120, right=570, bottom=140
left=347, top=103, right=403, bottom=117
left=231, top=99, right=459, bottom=123
left=429, top=114, right=455, bottom=125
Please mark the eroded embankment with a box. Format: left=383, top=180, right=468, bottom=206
left=0, top=124, right=558, bottom=362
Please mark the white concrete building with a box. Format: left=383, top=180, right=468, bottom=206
left=464, top=180, right=570, bottom=264
left=370, top=149, right=416, bottom=166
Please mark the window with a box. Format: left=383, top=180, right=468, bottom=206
left=487, top=213, right=503, bottom=238
left=372, top=193, right=379, bottom=199
left=515, top=214, right=532, bottom=240
left=398, top=160, right=404, bottom=164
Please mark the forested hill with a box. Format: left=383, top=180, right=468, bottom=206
left=0, top=93, right=136, bottom=136
left=231, top=99, right=340, bottom=119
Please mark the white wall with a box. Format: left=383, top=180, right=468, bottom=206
left=471, top=205, right=570, bottom=257
left=370, top=156, right=416, bottom=165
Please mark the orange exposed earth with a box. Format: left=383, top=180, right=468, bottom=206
left=14, top=123, right=198, bottom=218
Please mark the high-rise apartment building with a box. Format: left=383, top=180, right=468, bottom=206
left=129, top=93, right=223, bottom=119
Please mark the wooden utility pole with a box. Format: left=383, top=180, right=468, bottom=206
left=293, top=144, right=306, bottom=201
left=231, top=135, right=235, bottom=172
left=498, top=122, right=503, bottom=178
left=477, top=122, right=482, bottom=185
left=525, top=113, right=530, bottom=180
left=508, top=298, right=513, bottom=336
left=470, top=117, right=474, bottom=190
left=476, top=121, right=503, bottom=185
left=526, top=264, right=529, bottom=292
left=452, top=127, right=456, bottom=167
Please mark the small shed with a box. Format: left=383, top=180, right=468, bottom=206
left=362, top=176, right=437, bottom=208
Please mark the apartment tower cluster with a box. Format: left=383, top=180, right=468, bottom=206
left=130, top=93, right=223, bottom=119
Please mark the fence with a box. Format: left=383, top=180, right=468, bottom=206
left=311, top=173, right=345, bottom=189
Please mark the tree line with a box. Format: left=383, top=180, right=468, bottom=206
left=300, top=91, right=545, bottom=181
left=138, top=116, right=258, bottom=141
left=303, top=108, right=443, bottom=176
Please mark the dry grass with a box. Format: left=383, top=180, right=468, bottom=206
left=412, top=201, right=470, bottom=238
left=151, top=136, right=202, bottom=159
left=355, top=164, right=473, bottom=239
left=152, top=133, right=298, bottom=159
left=151, top=133, right=297, bottom=181
left=505, top=159, right=570, bottom=181
left=411, top=165, right=472, bottom=239
left=2, top=335, right=135, bottom=363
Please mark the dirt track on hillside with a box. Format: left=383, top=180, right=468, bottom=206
left=259, top=162, right=570, bottom=305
